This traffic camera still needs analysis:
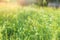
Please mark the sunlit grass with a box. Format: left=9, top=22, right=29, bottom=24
left=0, top=6, right=60, bottom=40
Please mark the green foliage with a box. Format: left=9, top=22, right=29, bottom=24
left=0, top=7, right=60, bottom=40
left=36, top=0, right=48, bottom=6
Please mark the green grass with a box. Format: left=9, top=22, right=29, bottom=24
left=0, top=7, right=60, bottom=40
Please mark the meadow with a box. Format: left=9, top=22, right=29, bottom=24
left=0, top=6, right=60, bottom=40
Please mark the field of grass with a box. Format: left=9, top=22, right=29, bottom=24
left=0, top=6, right=60, bottom=40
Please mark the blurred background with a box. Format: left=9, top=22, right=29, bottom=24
left=0, top=0, right=60, bottom=8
